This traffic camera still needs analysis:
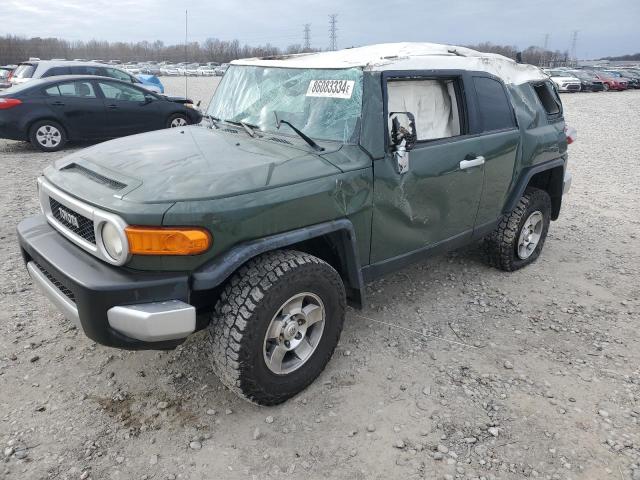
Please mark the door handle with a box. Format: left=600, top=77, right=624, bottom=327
left=51, top=101, right=65, bottom=106
left=459, top=156, right=485, bottom=170
left=107, top=104, right=118, bottom=110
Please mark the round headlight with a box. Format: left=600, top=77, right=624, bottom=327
left=102, top=222, right=124, bottom=260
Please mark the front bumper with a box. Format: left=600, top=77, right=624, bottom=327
left=18, top=215, right=196, bottom=349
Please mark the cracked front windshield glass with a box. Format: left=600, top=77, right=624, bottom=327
left=207, top=65, right=363, bottom=143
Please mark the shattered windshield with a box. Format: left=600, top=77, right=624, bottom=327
left=207, top=65, right=363, bottom=143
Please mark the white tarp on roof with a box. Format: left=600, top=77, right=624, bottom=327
left=232, top=42, right=546, bottom=85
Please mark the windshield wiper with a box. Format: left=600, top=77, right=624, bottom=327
left=274, top=113, right=324, bottom=152
left=202, top=114, right=219, bottom=129
left=224, top=119, right=258, bottom=138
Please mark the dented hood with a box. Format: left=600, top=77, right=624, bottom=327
left=45, top=126, right=342, bottom=205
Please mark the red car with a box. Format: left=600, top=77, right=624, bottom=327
left=593, top=72, right=628, bottom=91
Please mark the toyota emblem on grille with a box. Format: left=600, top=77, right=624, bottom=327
left=58, top=207, right=80, bottom=229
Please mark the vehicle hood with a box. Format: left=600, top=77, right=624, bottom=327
left=45, top=126, right=343, bottom=204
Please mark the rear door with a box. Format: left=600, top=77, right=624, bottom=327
left=44, top=80, right=107, bottom=139
left=95, top=80, right=161, bottom=136
left=469, top=75, right=521, bottom=232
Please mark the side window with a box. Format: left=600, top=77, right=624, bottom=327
left=473, top=77, right=516, bottom=132
left=44, top=86, right=61, bottom=96
left=57, top=81, right=97, bottom=98
left=387, top=78, right=462, bottom=141
left=41, top=66, right=71, bottom=78
left=70, top=66, right=103, bottom=76
left=532, top=82, right=561, bottom=115
left=98, top=81, right=145, bottom=102
left=105, top=68, right=134, bottom=83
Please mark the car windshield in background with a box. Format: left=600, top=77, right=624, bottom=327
left=207, top=65, right=363, bottom=143
left=12, top=64, right=35, bottom=79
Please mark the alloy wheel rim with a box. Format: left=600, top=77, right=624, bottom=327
left=36, top=125, right=61, bottom=148
left=170, top=117, right=187, bottom=127
left=263, top=292, right=325, bottom=375
left=517, top=211, right=543, bottom=259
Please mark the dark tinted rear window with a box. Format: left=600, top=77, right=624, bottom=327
left=473, top=77, right=516, bottom=132
left=41, top=66, right=71, bottom=77
left=533, top=82, right=561, bottom=115
left=13, top=64, right=36, bottom=79
left=69, top=66, right=105, bottom=76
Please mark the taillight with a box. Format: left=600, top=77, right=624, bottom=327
left=565, top=125, right=577, bottom=145
left=0, top=98, right=22, bottom=110
left=7, top=71, right=13, bottom=81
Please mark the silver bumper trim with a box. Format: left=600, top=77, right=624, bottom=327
left=26, top=261, right=81, bottom=329
left=107, top=300, right=196, bottom=342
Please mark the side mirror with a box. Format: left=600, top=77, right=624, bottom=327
left=143, top=94, right=155, bottom=104
left=389, top=112, right=417, bottom=175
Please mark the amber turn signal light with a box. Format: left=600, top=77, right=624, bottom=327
left=125, top=226, right=212, bottom=255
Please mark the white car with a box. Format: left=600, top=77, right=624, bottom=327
left=544, top=69, right=581, bottom=92
left=197, top=66, right=215, bottom=76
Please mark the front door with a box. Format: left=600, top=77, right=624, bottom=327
left=96, top=80, right=161, bottom=136
left=370, top=73, right=485, bottom=263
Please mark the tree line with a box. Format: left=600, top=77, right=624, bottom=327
left=0, top=35, right=572, bottom=67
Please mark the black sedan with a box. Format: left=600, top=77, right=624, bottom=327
left=0, top=75, right=202, bottom=151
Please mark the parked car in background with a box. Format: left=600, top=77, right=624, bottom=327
left=603, top=70, right=639, bottom=89
left=592, top=72, right=627, bottom=91
left=140, top=65, right=162, bottom=76
left=136, top=74, right=165, bottom=94
left=544, top=69, right=581, bottom=92
left=197, top=66, right=216, bottom=76
left=567, top=70, right=605, bottom=92
left=214, top=63, right=229, bottom=76
left=0, top=66, right=13, bottom=90
left=160, top=65, right=180, bottom=76
left=8, top=60, right=165, bottom=94
left=0, top=75, right=201, bottom=151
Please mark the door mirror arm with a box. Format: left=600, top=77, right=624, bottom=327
left=389, top=112, right=417, bottom=175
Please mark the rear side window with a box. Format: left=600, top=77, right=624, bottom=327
left=12, top=64, right=36, bottom=79
left=69, top=66, right=103, bottom=76
left=41, top=66, right=71, bottom=78
left=46, top=81, right=97, bottom=98
left=105, top=68, right=134, bottom=83
left=533, top=82, right=561, bottom=115
left=473, top=77, right=516, bottom=132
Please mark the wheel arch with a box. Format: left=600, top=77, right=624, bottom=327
left=27, top=117, right=69, bottom=140
left=191, top=219, right=365, bottom=309
left=504, top=158, right=565, bottom=220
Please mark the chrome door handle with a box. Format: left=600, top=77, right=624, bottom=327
left=459, top=156, right=485, bottom=170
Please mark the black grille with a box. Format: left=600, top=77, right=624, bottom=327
left=49, top=197, right=96, bottom=244
left=62, top=164, right=126, bottom=191
left=34, top=263, right=75, bottom=303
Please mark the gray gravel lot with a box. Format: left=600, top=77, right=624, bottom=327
left=0, top=86, right=639, bottom=480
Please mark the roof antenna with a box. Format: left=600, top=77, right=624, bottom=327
left=184, top=9, right=188, bottom=99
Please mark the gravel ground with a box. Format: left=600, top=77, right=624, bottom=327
left=1, top=86, right=639, bottom=480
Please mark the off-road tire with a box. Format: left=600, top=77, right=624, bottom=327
left=29, top=120, right=67, bottom=152
left=208, top=250, right=346, bottom=405
left=484, top=187, right=551, bottom=271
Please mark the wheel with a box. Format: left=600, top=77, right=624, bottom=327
left=167, top=113, right=188, bottom=128
left=29, top=120, right=67, bottom=152
left=603, top=83, right=610, bottom=91
left=208, top=250, right=346, bottom=405
left=484, top=187, right=551, bottom=272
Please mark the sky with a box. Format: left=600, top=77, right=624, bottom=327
left=1, top=0, right=638, bottom=59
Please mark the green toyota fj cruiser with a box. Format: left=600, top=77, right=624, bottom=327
left=18, top=43, right=574, bottom=405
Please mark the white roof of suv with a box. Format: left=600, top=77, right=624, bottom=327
left=232, top=42, right=546, bottom=85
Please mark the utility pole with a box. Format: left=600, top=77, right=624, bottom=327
left=303, top=23, right=311, bottom=51
left=542, top=33, right=550, bottom=67
left=570, top=30, right=578, bottom=66
left=328, top=14, right=338, bottom=51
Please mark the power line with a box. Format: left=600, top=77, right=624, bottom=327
left=303, top=23, right=311, bottom=50
left=328, top=14, right=337, bottom=51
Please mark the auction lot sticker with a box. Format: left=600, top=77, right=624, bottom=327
left=306, top=80, right=355, bottom=99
